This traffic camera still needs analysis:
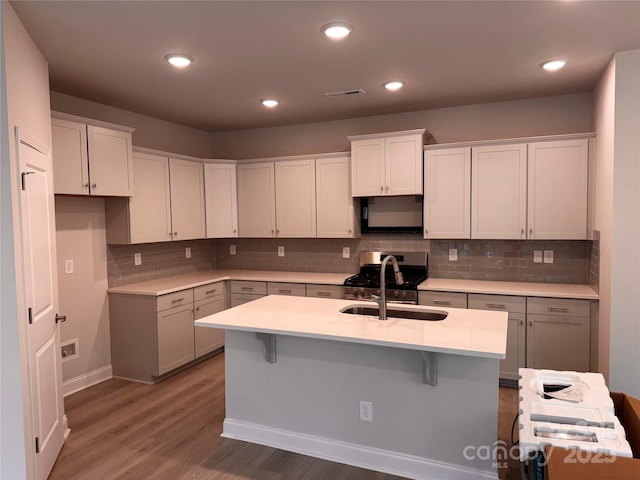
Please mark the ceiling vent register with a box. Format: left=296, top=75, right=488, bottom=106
left=324, top=89, right=366, bottom=98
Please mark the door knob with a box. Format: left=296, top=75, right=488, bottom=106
left=55, top=314, right=67, bottom=324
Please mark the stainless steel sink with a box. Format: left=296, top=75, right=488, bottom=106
left=340, top=305, right=448, bottom=321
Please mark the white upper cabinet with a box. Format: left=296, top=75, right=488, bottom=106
left=169, top=158, right=206, bottom=241
left=204, top=162, right=238, bottom=238
left=237, top=163, right=277, bottom=237
left=51, top=114, right=133, bottom=196
left=472, top=143, right=527, bottom=239
left=423, top=147, right=471, bottom=239
left=275, top=159, right=317, bottom=237
left=128, top=152, right=172, bottom=243
left=316, top=156, right=358, bottom=238
left=527, top=139, right=588, bottom=240
left=350, top=129, right=424, bottom=197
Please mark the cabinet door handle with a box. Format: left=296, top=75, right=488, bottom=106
left=486, top=303, right=507, bottom=309
left=171, top=298, right=185, bottom=304
left=529, top=321, right=533, bottom=327
left=195, top=306, right=200, bottom=313
left=424, top=228, right=428, bottom=237
left=520, top=320, right=524, bottom=326
left=83, top=183, right=90, bottom=190
left=521, top=229, right=524, bottom=237
left=529, top=228, right=533, bottom=236
left=385, top=185, right=389, bottom=193
left=271, top=229, right=275, bottom=236
left=380, top=185, right=384, bottom=192
left=317, top=292, right=331, bottom=297
left=233, top=229, right=237, bottom=234
left=173, top=232, right=178, bottom=237
left=241, top=287, right=254, bottom=292
left=92, top=183, right=97, bottom=190
left=548, top=307, right=569, bottom=313
left=278, top=289, right=292, bottom=294
left=432, top=299, right=451, bottom=305
left=205, top=289, right=217, bottom=295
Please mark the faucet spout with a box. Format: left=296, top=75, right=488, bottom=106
left=378, top=255, right=404, bottom=320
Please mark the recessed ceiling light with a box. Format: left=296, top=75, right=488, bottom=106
left=384, top=81, right=404, bottom=91
left=261, top=99, right=279, bottom=108
left=165, top=54, right=193, bottom=68
left=540, top=59, right=567, bottom=72
left=322, top=22, right=353, bottom=39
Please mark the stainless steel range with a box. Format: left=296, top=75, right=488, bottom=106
left=343, top=251, right=428, bottom=304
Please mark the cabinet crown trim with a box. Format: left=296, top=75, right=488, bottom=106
left=51, top=111, right=135, bottom=133
left=133, top=145, right=205, bottom=163
left=423, top=132, right=595, bottom=151
left=348, top=128, right=427, bottom=141
left=238, top=151, right=350, bottom=164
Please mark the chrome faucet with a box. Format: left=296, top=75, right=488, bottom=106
left=373, top=255, right=404, bottom=320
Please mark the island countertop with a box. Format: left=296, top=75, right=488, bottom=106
left=195, top=295, right=508, bottom=359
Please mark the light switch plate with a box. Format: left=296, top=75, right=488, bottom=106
left=134, top=253, right=142, bottom=266
left=278, top=246, right=285, bottom=257
left=543, top=250, right=554, bottom=264
left=449, top=248, right=458, bottom=261
left=342, top=247, right=350, bottom=259
left=533, top=250, right=543, bottom=263
left=64, top=259, right=74, bottom=275
left=185, top=247, right=191, bottom=259
left=230, top=245, right=237, bottom=256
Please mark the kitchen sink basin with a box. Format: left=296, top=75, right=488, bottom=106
left=340, top=305, right=447, bottom=321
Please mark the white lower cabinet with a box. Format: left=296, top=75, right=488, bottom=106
left=468, top=294, right=526, bottom=381
left=267, top=282, right=306, bottom=297
left=230, top=280, right=267, bottom=307
left=418, top=291, right=468, bottom=309
left=157, top=302, right=195, bottom=375
left=194, top=282, right=226, bottom=358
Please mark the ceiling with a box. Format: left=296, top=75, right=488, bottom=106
left=10, top=1, right=640, bottom=133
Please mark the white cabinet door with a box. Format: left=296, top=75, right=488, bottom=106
left=129, top=152, right=172, bottom=243
left=316, top=156, right=356, bottom=238
left=386, top=134, right=423, bottom=195
left=204, top=162, right=238, bottom=238
left=351, top=138, right=385, bottom=196
left=472, top=143, right=527, bottom=239
left=275, top=159, right=317, bottom=237
left=237, top=163, right=276, bottom=237
left=502, top=313, right=526, bottom=381
left=526, top=315, right=590, bottom=372
left=157, top=304, right=195, bottom=375
left=51, top=118, right=89, bottom=195
left=423, top=147, right=471, bottom=239
left=527, top=139, right=588, bottom=240
left=194, top=295, right=225, bottom=357
left=87, top=125, right=133, bottom=196
left=169, top=158, right=205, bottom=241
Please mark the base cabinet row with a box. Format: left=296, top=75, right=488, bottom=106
left=109, top=282, right=225, bottom=382
left=419, top=292, right=592, bottom=380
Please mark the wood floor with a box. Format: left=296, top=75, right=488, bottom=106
left=50, top=354, right=521, bottom=480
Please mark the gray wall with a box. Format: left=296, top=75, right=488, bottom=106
left=210, top=93, right=592, bottom=159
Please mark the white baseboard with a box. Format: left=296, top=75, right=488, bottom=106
left=222, top=419, right=498, bottom=480
left=63, top=365, right=113, bottom=397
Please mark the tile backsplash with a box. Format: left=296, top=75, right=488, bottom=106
left=107, top=235, right=592, bottom=287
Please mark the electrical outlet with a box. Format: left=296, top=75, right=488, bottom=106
left=278, top=246, right=285, bottom=257
left=449, top=248, right=458, bottom=261
left=134, top=253, right=142, bottom=266
left=342, top=247, right=350, bottom=259
left=64, top=259, right=74, bottom=275
left=359, top=401, right=373, bottom=422
left=533, top=250, right=543, bottom=263
left=185, top=247, right=191, bottom=259
left=544, top=250, right=554, bottom=264
left=230, top=245, right=237, bottom=256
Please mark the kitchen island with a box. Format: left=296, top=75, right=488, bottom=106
left=196, top=295, right=508, bottom=480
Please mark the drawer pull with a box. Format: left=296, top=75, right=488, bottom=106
left=205, top=289, right=217, bottom=295
left=432, top=299, right=451, bottom=306
left=486, top=303, right=507, bottom=309
left=241, top=287, right=254, bottom=292
left=171, top=298, right=185, bottom=304
left=278, top=289, right=292, bottom=294
left=548, top=307, right=569, bottom=313
left=317, top=292, right=332, bottom=297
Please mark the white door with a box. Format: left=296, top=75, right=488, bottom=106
left=237, top=163, right=276, bottom=237
left=204, top=163, right=238, bottom=238
left=275, top=159, right=317, bottom=237
left=351, top=138, right=385, bottom=196
left=316, top=156, right=355, bottom=238
left=169, top=158, right=206, bottom=241
left=17, top=129, right=66, bottom=480
left=50, top=118, right=88, bottom=195
left=87, top=125, right=133, bottom=196
left=386, top=134, right=423, bottom=195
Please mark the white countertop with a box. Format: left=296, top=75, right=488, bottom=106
left=107, top=270, right=351, bottom=296
left=418, top=278, right=599, bottom=300
left=195, top=295, right=508, bottom=359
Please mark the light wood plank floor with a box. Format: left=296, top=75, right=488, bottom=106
left=50, top=353, right=521, bottom=480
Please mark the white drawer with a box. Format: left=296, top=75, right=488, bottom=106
left=419, top=291, right=467, bottom=309
left=194, top=282, right=224, bottom=302
left=230, top=280, right=267, bottom=295
left=527, top=297, right=590, bottom=317
left=306, top=284, right=344, bottom=299
left=267, top=282, right=306, bottom=297
left=468, top=294, right=526, bottom=314
left=156, top=289, right=193, bottom=312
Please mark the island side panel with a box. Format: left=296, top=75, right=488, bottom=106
left=223, top=330, right=500, bottom=478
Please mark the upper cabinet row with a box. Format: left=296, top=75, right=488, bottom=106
left=423, top=138, right=589, bottom=240
left=349, top=129, right=425, bottom=197
left=51, top=115, right=134, bottom=197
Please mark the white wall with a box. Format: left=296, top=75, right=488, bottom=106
left=50, top=91, right=214, bottom=158
left=1, top=2, right=52, bottom=478
left=55, top=197, right=111, bottom=387
left=210, top=93, right=592, bottom=159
